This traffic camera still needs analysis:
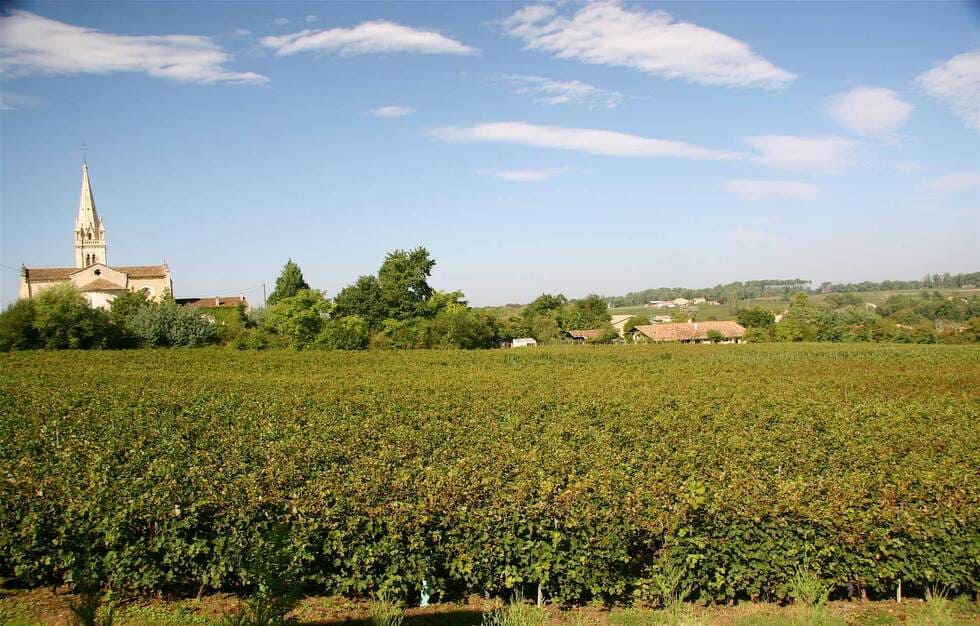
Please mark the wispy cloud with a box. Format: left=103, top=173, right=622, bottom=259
left=431, top=122, right=740, bottom=160
left=494, top=74, right=626, bottom=109
left=0, top=10, right=266, bottom=85
left=305, top=15, right=320, bottom=24
left=0, top=91, right=46, bottom=111
left=369, top=105, right=415, bottom=118
left=272, top=17, right=291, bottom=26
left=500, top=2, right=795, bottom=89
left=916, top=49, right=980, bottom=130
left=826, top=86, right=912, bottom=135
left=924, top=172, right=980, bottom=193
left=745, top=135, right=858, bottom=172
left=260, top=21, right=477, bottom=57
left=479, top=167, right=568, bottom=182
left=234, top=28, right=252, bottom=37
left=894, top=162, right=925, bottom=172
left=725, top=179, right=820, bottom=201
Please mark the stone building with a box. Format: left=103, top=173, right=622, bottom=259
left=19, top=164, right=173, bottom=308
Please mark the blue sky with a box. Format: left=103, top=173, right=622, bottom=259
left=1, top=1, right=978, bottom=306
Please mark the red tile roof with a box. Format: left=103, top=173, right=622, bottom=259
left=176, top=296, right=247, bottom=309
left=22, top=267, right=76, bottom=281
left=77, top=277, right=127, bottom=292
left=568, top=329, right=602, bottom=340
left=23, top=265, right=167, bottom=281
left=633, top=321, right=745, bottom=342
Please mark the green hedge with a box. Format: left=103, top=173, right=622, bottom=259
left=0, top=345, right=977, bottom=604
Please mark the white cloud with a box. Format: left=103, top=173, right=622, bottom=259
left=479, top=167, right=567, bottom=182
left=494, top=74, right=625, bottom=109
left=369, top=105, right=415, bottom=117
left=305, top=15, right=320, bottom=24
left=260, top=21, right=477, bottom=57
left=273, top=18, right=291, bottom=26
left=745, top=135, right=858, bottom=172
left=826, top=86, right=912, bottom=135
left=0, top=10, right=266, bottom=85
left=500, top=2, right=794, bottom=89
left=924, top=172, right=980, bottom=193
left=431, top=122, right=740, bottom=160
left=916, top=50, right=980, bottom=130
left=234, top=28, right=252, bottom=36
left=0, top=91, right=46, bottom=111
left=725, top=179, right=820, bottom=201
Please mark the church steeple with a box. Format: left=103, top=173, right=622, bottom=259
left=74, top=163, right=107, bottom=267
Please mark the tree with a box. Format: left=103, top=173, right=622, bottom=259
left=32, top=285, right=110, bottom=349
left=736, top=307, right=776, bottom=329
left=267, top=259, right=310, bottom=306
left=559, top=294, right=611, bottom=330
left=318, top=315, right=369, bottom=350
left=378, top=247, right=436, bottom=320
left=108, top=289, right=151, bottom=347
left=331, top=275, right=388, bottom=329
left=263, top=289, right=330, bottom=348
left=0, top=299, right=39, bottom=351
left=623, top=315, right=650, bottom=333
left=706, top=329, right=725, bottom=343
left=523, top=293, right=567, bottom=318
left=428, top=309, right=499, bottom=349
left=127, top=299, right=217, bottom=347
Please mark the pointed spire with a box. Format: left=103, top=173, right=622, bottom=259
left=74, top=163, right=107, bottom=267
left=76, top=164, right=102, bottom=231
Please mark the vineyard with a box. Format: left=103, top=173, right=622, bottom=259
left=1, top=344, right=978, bottom=608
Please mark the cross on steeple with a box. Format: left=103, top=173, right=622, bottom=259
left=80, top=143, right=89, bottom=165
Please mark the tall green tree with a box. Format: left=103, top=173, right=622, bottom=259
left=0, top=299, right=40, bottom=351
left=378, top=247, right=436, bottom=320
left=264, top=289, right=331, bottom=348
left=267, top=259, right=310, bottom=306
left=32, top=285, right=110, bottom=349
left=332, top=275, right=388, bottom=328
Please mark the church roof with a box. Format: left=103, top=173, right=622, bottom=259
left=23, top=265, right=168, bottom=282
left=77, top=278, right=127, bottom=292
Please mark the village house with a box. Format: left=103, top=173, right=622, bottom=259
left=176, top=295, right=250, bottom=314
left=631, top=320, right=746, bottom=344
left=610, top=314, right=633, bottom=336
left=566, top=329, right=602, bottom=344
left=510, top=337, right=537, bottom=348
left=19, top=164, right=173, bottom=309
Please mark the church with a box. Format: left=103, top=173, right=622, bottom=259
left=19, top=164, right=173, bottom=309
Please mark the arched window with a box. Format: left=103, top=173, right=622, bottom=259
left=87, top=232, right=92, bottom=241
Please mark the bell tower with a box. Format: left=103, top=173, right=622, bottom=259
left=74, top=163, right=107, bottom=268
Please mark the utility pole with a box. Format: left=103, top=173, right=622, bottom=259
left=262, top=283, right=267, bottom=307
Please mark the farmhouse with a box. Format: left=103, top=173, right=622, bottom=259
left=631, top=321, right=746, bottom=344
left=610, top=314, right=633, bottom=336
left=19, top=164, right=173, bottom=309
left=567, top=329, right=602, bottom=343
left=510, top=337, right=537, bottom=348
left=176, top=295, right=250, bottom=313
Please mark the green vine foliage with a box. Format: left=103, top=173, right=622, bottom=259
left=0, top=345, right=977, bottom=605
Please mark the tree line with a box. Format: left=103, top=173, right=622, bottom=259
left=734, top=292, right=980, bottom=344
left=607, top=272, right=979, bottom=307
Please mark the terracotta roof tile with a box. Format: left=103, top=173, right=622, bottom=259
left=113, top=265, right=168, bottom=278
left=77, top=277, right=127, bottom=292
left=633, top=321, right=745, bottom=342
left=568, top=329, right=602, bottom=340
left=24, top=265, right=167, bottom=281
left=22, top=267, right=76, bottom=281
left=176, top=296, right=247, bottom=309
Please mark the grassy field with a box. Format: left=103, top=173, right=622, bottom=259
left=1, top=344, right=978, bottom=621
